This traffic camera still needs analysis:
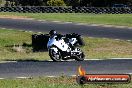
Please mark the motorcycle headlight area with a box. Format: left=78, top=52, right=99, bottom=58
left=51, top=47, right=58, bottom=53
left=67, top=47, right=71, bottom=52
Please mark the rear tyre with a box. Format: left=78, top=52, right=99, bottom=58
left=49, top=47, right=62, bottom=62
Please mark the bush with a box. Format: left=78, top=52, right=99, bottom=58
left=47, top=0, right=66, bottom=6
left=0, top=0, right=2, bottom=4
left=0, top=0, right=4, bottom=5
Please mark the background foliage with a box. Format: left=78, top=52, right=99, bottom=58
left=2, top=0, right=132, bottom=7
left=47, top=0, right=66, bottom=6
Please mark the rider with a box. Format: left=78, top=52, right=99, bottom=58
left=49, top=30, right=75, bottom=50
left=49, top=30, right=63, bottom=40
left=49, top=30, right=57, bottom=37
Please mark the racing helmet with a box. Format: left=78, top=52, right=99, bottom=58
left=49, top=30, right=57, bottom=36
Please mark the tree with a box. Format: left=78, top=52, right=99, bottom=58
left=3, top=0, right=132, bottom=7
left=0, top=0, right=2, bottom=4
left=64, top=0, right=80, bottom=6
left=0, top=0, right=5, bottom=5
left=47, top=0, right=66, bottom=6
left=10, top=0, right=46, bottom=6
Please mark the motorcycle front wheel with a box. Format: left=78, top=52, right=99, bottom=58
left=49, top=47, right=62, bottom=62
left=75, top=52, right=85, bottom=61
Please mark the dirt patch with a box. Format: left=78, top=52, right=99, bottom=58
left=0, top=15, right=33, bottom=20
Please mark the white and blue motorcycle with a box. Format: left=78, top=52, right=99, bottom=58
left=47, top=33, right=85, bottom=61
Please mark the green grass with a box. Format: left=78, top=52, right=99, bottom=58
left=0, top=28, right=132, bottom=61
left=83, top=37, right=132, bottom=59
left=0, top=76, right=132, bottom=88
left=0, top=12, right=132, bottom=27
left=0, top=29, right=49, bottom=61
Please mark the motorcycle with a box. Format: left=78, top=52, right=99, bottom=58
left=47, top=33, right=85, bottom=61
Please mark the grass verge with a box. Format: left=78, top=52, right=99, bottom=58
left=0, top=28, right=132, bottom=61
left=0, top=12, right=132, bottom=27
left=0, top=76, right=132, bottom=88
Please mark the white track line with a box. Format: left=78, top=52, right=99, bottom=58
left=38, top=20, right=46, bottom=22
left=0, top=61, right=17, bottom=63
left=38, top=32, right=42, bottom=33
left=0, top=58, right=132, bottom=64
left=65, top=22, right=73, bottom=24
left=77, top=23, right=87, bottom=25
left=102, top=25, right=114, bottom=28
left=47, top=76, right=56, bottom=78
left=115, top=39, right=120, bottom=41
left=128, top=27, right=132, bottom=29
left=52, top=21, right=61, bottom=23
left=1, top=28, right=6, bottom=29
left=127, top=40, right=132, bottom=42
left=70, top=75, right=76, bottom=77
left=16, top=77, right=32, bottom=79
left=111, top=58, right=132, bottom=59
left=28, top=31, right=33, bottom=33
left=0, top=78, right=5, bottom=79
left=10, top=18, right=34, bottom=20
left=90, top=24, right=99, bottom=26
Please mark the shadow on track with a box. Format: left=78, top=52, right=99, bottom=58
left=3, top=59, right=84, bottom=63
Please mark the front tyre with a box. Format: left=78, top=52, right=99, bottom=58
left=49, top=47, right=62, bottom=62
left=75, top=52, right=85, bottom=61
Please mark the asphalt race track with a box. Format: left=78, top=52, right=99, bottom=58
left=0, top=18, right=132, bottom=78
left=0, top=18, right=132, bottom=40
left=0, top=59, right=132, bottom=78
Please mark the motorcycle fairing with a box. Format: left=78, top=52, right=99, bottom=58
left=47, top=36, right=69, bottom=51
